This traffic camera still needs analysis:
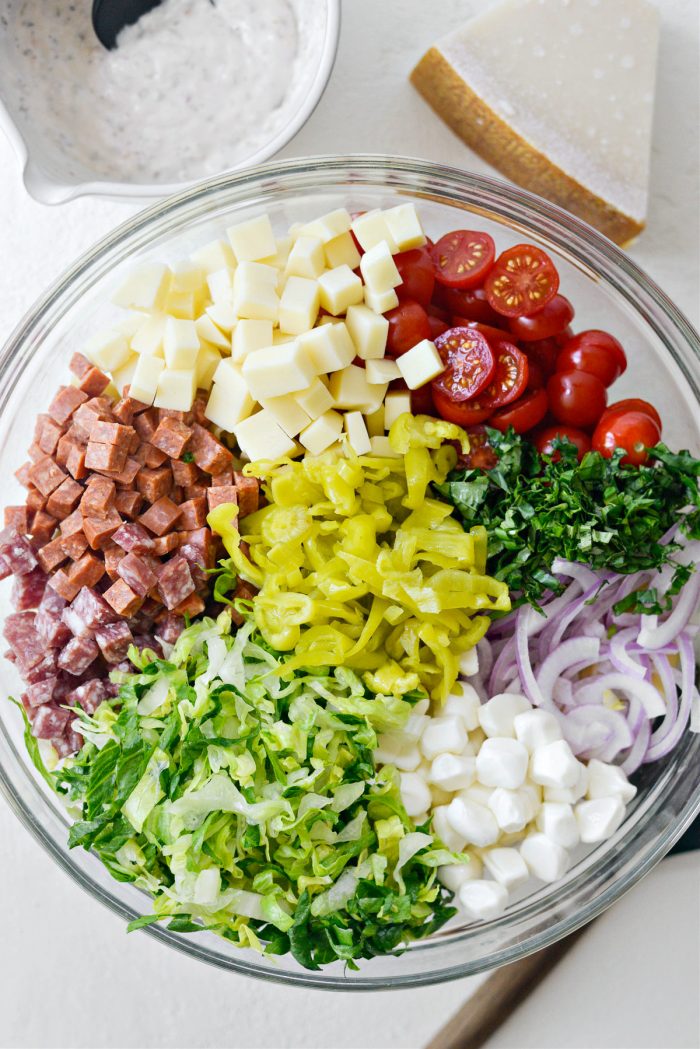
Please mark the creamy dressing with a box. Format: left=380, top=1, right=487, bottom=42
left=7, top=0, right=299, bottom=183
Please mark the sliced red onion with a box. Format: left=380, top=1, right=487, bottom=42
left=637, top=570, right=700, bottom=650
left=575, top=672, right=667, bottom=719
left=515, top=606, right=547, bottom=708
left=609, top=628, right=646, bottom=680
left=644, top=633, right=695, bottom=761
left=475, top=637, right=494, bottom=682
left=562, top=705, right=632, bottom=761
left=621, top=717, right=651, bottom=775
left=535, top=637, right=600, bottom=706
left=551, top=559, right=601, bottom=592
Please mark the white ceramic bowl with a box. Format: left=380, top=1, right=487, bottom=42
left=0, top=0, right=340, bottom=204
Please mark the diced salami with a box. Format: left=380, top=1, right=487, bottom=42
left=136, top=466, right=172, bottom=503
left=68, top=678, right=109, bottom=715
left=25, top=677, right=59, bottom=708
left=212, top=468, right=234, bottom=487
left=156, top=613, right=185, bottom=644
left=69, top=352, right=92, bottom=379
left=156, top=556, right=195, bottom=610
left=83, top=510, right=123, bottom=550
left=48, top=568, right=81, bottom=603
left=58, top=636, right=99, bottom=675
left=230, top=580, right=258, bottom=626
left=35, top=607, right=72, bottom=648
left=85, top=441, right=127, bottom=473
left=4, top=612, right=45, bottom=672
left=151, top=533, right=180, bottom=556
left=0, top=554, right=11, bottom=581
left=31, top=511, right=58, bottom=546
left=4, top=505, right=32, bottom=533
left=62, top=604, right=90, bottom=637
left=37, top=536, right=68, bottom=573
left=0, top=529, right=38, bottom=575
left=60, top=530, right=89, bottom=561
left=103, top=541, right=126, bottom=580
left=143, top=443, right=169, bottom=469
left=39, top=586, right=67, bottom=616
left=33, top=704, right=72, bottom=739
left=189, top=423, right=233, bottom=475
left=171, top=459, right=199, bottom=487
left=139, top=496, right=181, bottom=537
left=65, top=443, right=88, bottom=480
left=78, top=366, right=110, bottom=397
left=133, top=409, right=159, bottom=443
left=67, top=553, right=105, bottom=589
left=24, top=650, right=59, bottom=683
left=28, top=456, right=67, bottom=496
left=117, top=552, right=157, bottom=597
left=114, top=489, right=142, bottom=520
left=70, top=586, right=118, bottom=631
left=80, top=476, right=116, bottom=518
left=151, top=417, right=192, bottom=460
left=36, top=415, right=66, bottom=456
left=12, top=566, right=48, bottom=610
left=112, top=522, right=154, bottom=553
left=234, top=473, right=260, bottom=517
left=46, top=477, right=83, bottom=519
left=207, top=485, right=239, bottom=512
left=103, top=578, right=143, bottom=617
left=48, top=386, right=87, bottom=425
left=95, top=621, right=133, bottom=663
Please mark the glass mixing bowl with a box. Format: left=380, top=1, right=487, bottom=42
left=0, top=156, right=698, bottom=989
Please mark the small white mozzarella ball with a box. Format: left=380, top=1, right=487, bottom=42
left=478, top=693, right=531, bottom=739
left=476, top=738, right=529, bottom=789
left=420, top=716, right=468, bottom=761
left=459, top=647, right=479, bottom=678
left=530, top=740, right=584, bottom=789
left=432, top=805, right=467, bottom=852
left=443, top=686, right=481, bottom=731
left=513, top=709, right=563, bottom=753
left=520, top=832, right=570, bottom=883
left=458, top=880, right=509, bottom=920
left=481, top=847, right=529, bottom=890
left=437, top=857, right=483, bottom=892
left=374, top=732, right=421, bottom=772
left=429, top=752, right=476, bottom=792
left=403, top=712, right=430, bottom=742
left=447, top=796, right=500, bottom=848
left=430, top=784, right=454, bottom=807
left=413, top=812, right=430, bottom=826
left=544, top=762, right=589, bottom=803
left=575, top=796, right=626, bottom=843
left=487, top=787, right=531, bottom=834
left=586, top=759, right=637, bottom=804
left=519, top=783, right=543, bottom=821
left=460, top=783, right=494, bottom=808
left=399, top=771, right=432, bottom=817
left=413, top=698, right=430, bottom=717
left=536, top=802, right=580, bottom=849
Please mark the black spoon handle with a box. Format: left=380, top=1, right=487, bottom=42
left=92, top=0, right=164, bottom=49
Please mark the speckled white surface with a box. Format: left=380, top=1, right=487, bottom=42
left=0, top=1, right=698, bottom=1047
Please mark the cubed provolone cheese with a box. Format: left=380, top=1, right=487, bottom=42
left=366, top=357, right=401, bottom=384
left=345, top=303, right=389, bottom=359
left=396, top=339, right=444, bottom=388
left=296, top=323, right=355, bottom=373
left=227, top=214, right=277, bottom=262
left=154, top=368, right=197, bottom=411
left=131, top=315, right=166, bottom=357
left=129, top=355, right=165, bottom=405
left=300, top=410, right=344, bottom=455
left=301, top=208, right=352, bottom=244
left=190, top=238, right=236, bottom=274
left=233, top=262, right=279, bottom=321
left=195, top=314, right=231, bottom=352
left=195, top=345, right=222, bottom=389
left=261, top=236, right=293, bottom=271
left=324, top=232, right=361, bottom=271
left=360, top=241, right=401, bottom=294
left=165, top=289, right=200, bottom=321
left=241, top=340, right=317, bottom=400
left=235, top=410, right=297, bottom=461
left=111, top=353, right=139, bottom=396
left=383, top=204, right=427, bottom=251
left=383, top=390, right=412, bottom=429
left=286, top=235, right=325, bottom=279
left=232, top=319, right=274, bottom=362
left=206, top=302, right=238, bottom=333
left=279, top=276, right=320, bottom=335
left=365, top=404, right=385, bottom=437
left=84, top=330, right=131, bottom=373
left=205, top=362, right=254, bottom=430
left=364, top=286, right=399, bottom=314
left=329, top=365, right=388, bottom=412
left=351, top=210, right=398, bottom=253
left=259, top=394, right=312, bottom=438
left=293, top=377, right=334, bottom=420
left=112, top=263, right=171, bottom=312
left=370, top=435, right=401, bottom=458
left=343, top=411, right=372, bottom=455
left=207, top=267, right=235, bottom=304
left=171, top=259, right=207, bottom=294
left=163, top=317, right=200, bottom=369
left=317, top=265, right=364, bottom=315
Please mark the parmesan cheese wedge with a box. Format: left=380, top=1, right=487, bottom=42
left=411, top=0, right=659, bottom=245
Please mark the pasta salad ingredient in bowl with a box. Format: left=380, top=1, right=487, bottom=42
left=1, top=199, right=698, bottom=971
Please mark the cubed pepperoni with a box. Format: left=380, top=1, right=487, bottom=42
left=179, top=497, right=208, bottom=530
left=37, top=536, right=69, bottom=573
left=65, top=443, right=88, bottom=480
left=60, top=530, right=88, bottom=561
left=89, top=420, right=135, bottom=446
left=26, top=488, right=47, bottom=514
left=114, top=489, right=142, bottom=520
left=14, top=462, right=34, bottom=488
left=103, top=578, right=143, bottom=617
left=234, top=473, right=260, bottom=517
left=32, top=511, right=58, bottom=546
left=172, top=592, right=206, bottom=618
left=143, top=443, right=169, bottom=469
left=80, top=476, right=116, bottom=518
left=46, top=477, right=83, bottom=519
left=151, top=533, right=180, bottom=556
left=78, top=366, right=110, bottom=397
left=212, top=469, right=234, bottom=487
left=69, top=352, right=92, bottom=379
left=29, top=456, right=67, bottom=496
left=28, top=441, right=45, bottom=463
left=189, top=424, right=233, bottom=475
left=139, top=497, right=182, bottom=537
left=184, top=484, right=208, bottom=501
left=136, top=466, right=172, bottom=503
left=84, top=442, right=128, bottom=473
left=102, top=457, right=140, bottom=486
left=133, top=408, right=159, bottom=443
left=83, top=510, right=122, bottom=550
left=59, top=508, right=84, bottom=538
left=48, top=568, right=81, bottom=603
left=207, top=486, right=239, bottom=512
left=36, top=415, right=66, bottom=456
left=4, top=505, right=32, bottom=534
left=103, top=541, right=126, bottom=580
left=48, top=386, right=88, bottom=425
left=151, top=417, right=192, bottom=460
left=67, top=553, right=105, bottom=589
left=171, top=459, right=199, bottom=487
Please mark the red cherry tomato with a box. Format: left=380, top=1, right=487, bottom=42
left=488, top=388, right=549, bottom=434
left=598, top=398, right=662, bottom=433
left=427, top=313, right=449, bottom=340
left=556, top=326, right=574, bottom=346
left=434, top=342, right=530, bottom=426
left=461, top=426, right=499, bottom=470
left=453, top=319, right=512, bottom=345
left=526, top=360, right=546, bottom=390
left=485, top=244, right=560, bottom=318
left=533, top=425, right=592, bottom=461
left=556, top=330, right=627, bottom=387
left=433, top=285, right=502, bottom=325
left=592, top=411, right=662, bottom=466
left=411, top=383, right=436, bottom=416
left=430, top=230, right=496, bottom=289
left=385, top=300, right=431, bottom=357
left=524, top=337, right=561, bottom=379
left=395, top=247, right=435, bottom=306
left=433, top=328, right=496, bottom=402
left=432, top=386, right=492, bottom=426
left=547, top=370, right=607, bottom=429
left=507, top=295, right=574, bottom=342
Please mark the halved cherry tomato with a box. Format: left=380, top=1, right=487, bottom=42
left=385, top=300, right=431, bottom=357
left=411, top=383, right=436, bottom=416
left=427, top=302, right=450, bottom=323
left=485, top=244, right=560, bottom=318
left=523, top=336, right=561, bottom=379
left=395, top=247, right=435, bottom=305
left=460, top=426, right=498, bottom=470
left=592, top=411, right=661, bottom=466
left=433, top=328, right=496, bottom=402
left=507, top=295, right=574, bottom=341
left=433, top=285, right=502, bottom=325
left=533, top=425, right=591, bottom=461
left=526, top=360, right=546, bottom=390
left=432, top=386, right=492, bottom=426
left=488, top=388, right=549, bottom=433
left=430, top=230, right=496, bottom=289
left=427, top=314, right=449, bottom=340
left=556, top=330, right=627, bottom=387
left=598, top=398, right=662, bottom=433
left=453, top=319, right=512, bottom=345
left=480, top=342, right=529, bottom=408
left=547, top=370, right=607, bottom=429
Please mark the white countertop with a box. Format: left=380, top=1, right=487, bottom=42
left=0, top=1, right=698, bottom=1047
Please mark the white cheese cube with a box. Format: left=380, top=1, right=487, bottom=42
left=301, top=208, right=352, bottom=244
left=112, top=263, right=171, bottom=312
left=234, top=410, right=297, bottom=462
left=543, top=761, right=589, bottom=804
left=476, top=738, right=529, bottom=790
left=399, top=771, right=432, bottom=818
left=166, top=290, right=201, bottom=320
left=171, top=259, right=206, bottom=294
left=513, top=709, right=562, bottom=752
left=360, top=241, right=402, bottom=293
left=420, top=716, right=468, bottom=762
left=351, top=210, right=398, bottom=253
left=190, top=238, right=236, bottom=274
left=154, top=368, right=196, bottom=411
left=479, top=693, right=531, bottom=739
left=206, top=267, right=235, bottom=304
left=365, top=405, right=385, bottom=437
left=369, top=435, right=401, bottom=458
left=530, top=740, right=583, bottom=790
left=383, top=204, right=427, bottom=251
left=536, top=802, right=580, bottom=849
left=279, top=276, right=320, bottom=335
left=206, top=302, right=237, bottom=333
left=116, top=313, right=145, bottom=338
left=459, top=647, right=480, bottom=678
left=111, top=353, right=139, bottom=396
left=324, top=231, right=361, bottom=270
left=329, top=365, right=387, bottom=412
left=299, top=410, right=344, bottom=455
left=482, top=847, right=529, bottom=890
left=241, top=341, right=317, bottom=400
left=259, top=394, right=311, bottom=438
left=227, top=213, right=276, bottom=262
left=429, top=753, right=475, bottom=792
left=575, top=797, right=626, bottom=843
left=131, top=315, right=165, bottom=357
left=261, top=235, right=293, bottom=271
left=443, top=687, right=481, bottom=731
left=432, top=805, right=467, bottom=852
left=487, top=787, right=531, bottom=834
left=296, top=323, right=355, bottom=373
left=317, top=265, right=364, bottom=315
left=458, top=879, right=509, bottom=919
left=438, top=859, right=483, bottom=892
left=364, top=286, right=399, bottom=314
left=345, top=303, right=389, bottom=360
left=520, top=833, right=569, bottom=883
left=129, top=355, right=164, bottom=405
left=273, top=331, right=296, bottom=345
left=84, top=330, right=131, bottom=373
left=195, top=345, right=222, bottom=389
left=204, top=371, right=254, bottom=431
left=163, top=317, right=200, bottom=369
left=585, top=759, right=637, bottom=804
left=447, top=796, right=499, bottom=847
left=383, top=390, right=412, bottom=429
left=396, top=338, right=444, bottom=389
left=286, top=235, right=325, bottom=279
left=233, top=263, right=279, bottom=322
left=343, top=411, right=371, bottom=455
left=232, top=319, right=274, bottom=363
left=195, top=313, right=231, bottom=352
left=294, top=377, right=334, bottom=420
left=365, top=357, right=401, bottom=385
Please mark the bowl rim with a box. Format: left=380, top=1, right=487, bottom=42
left=0, top=154, right=699, bottom=990
left=0, top=0, right=341, bottom=205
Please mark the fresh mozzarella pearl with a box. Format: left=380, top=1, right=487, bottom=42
left=437, top=856, right=483, bottom=892
left=520, top=832, right=570, bottom=882
left=476, top=738, right=529, bottom=789
left=459, top=647, right=480, bottom=678
left=513, top=708, right=563, bottom=752
left=487, top=787, right=531, bottom=834
left=458, top=880, right=509, bottom=920
left=536, top=801, right=580, bottom=849
left=544, top=761, right=589, bottom=803
left=478, top=693, right=531, bottom=738
left=481, top=847, right=529, bottom=890
left=403, top=712, right=431, bottom=741
left=374, top=733, right=421, bottom=772
left=399, top=771, right=432, bottom=817
left=461, top=784, right=494, bottom=808
left=432, top=805, right=467, bottom=852
left=575, top=796, right=626, bottom=843
left=585, top=759, right=637, bottom=803
left=519, top=783, right=543, bottom=820
left=530, top=739, right=584, bottom=789
left=447, top=797, right=500, bottom=848
left=429, top=753, right=476, bottom=792
left=430, top=784, right=454, bottom=807
left=420, top=716, right=468, bottom=761
left=443, top=686, right=481, bottom=731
